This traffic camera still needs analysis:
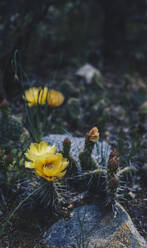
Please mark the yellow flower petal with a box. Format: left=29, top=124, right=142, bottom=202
left=48, top=89, right=64, bottom=107
left=42, top=158, right=68, bottom=177
left=30, top=141, right=53, bottom=155
left=35, top=169, right=44, bottom=177
left=35, top=153, right=61, bottom=170
left=25, top=142, right=56, bottom=162
left=23, top=87, right=48, bottom=107
left=25, top=161, right=35, bottom=168
left=60, top=158, right=69, bottom=171
left=37, top=141, right=56, bottom=155
left=38, top=87, right=48, bottom=104
left=35, top=169, right=56, bottom=181
left=43, top=166, right=58, bottom=176
left=57, top=170, right=67, bottom=179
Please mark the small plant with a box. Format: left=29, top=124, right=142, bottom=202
left=23, top=87, right=64, bottom=142
left=0, top=145, right=30, bottom=188
left=23, top=87, right=64, bottom=108
left=0, top=99, right=24, bottom=148
left=0, top=143, right=31, bottom=219
left=74, top=127, right=136, bottom=206
left=24, top=141, right=69, bottom=210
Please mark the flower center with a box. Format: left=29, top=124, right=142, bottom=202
left=44, top=162, right=52, bottom=168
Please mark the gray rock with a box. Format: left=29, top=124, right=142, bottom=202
left=43, top=134, right=111, bottom=172
left=75, top=64, right=102, bottom=84
left=36, top=202, right=147, bottom=248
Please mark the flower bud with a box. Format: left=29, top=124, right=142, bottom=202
left=86, top=127, right=99, bottom=142
left=109, top=149, right=119, bottom=158
left=63, top=138, right=71, bottom=154
left=108, top=156, right=119, bottom=171
left=109, top=177, right=119, bottom=189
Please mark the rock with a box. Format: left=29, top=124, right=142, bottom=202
left=35, top=202, right=147, bottom=248
left=43, top=134, right=111, bottom=172
left=76, top=64, right=102, bottom=84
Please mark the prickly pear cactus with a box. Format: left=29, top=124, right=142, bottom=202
left=0, top=115, right=23, bottom=144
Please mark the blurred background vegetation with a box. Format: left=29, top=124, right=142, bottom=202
left=0, top=0, right=147, bottom=99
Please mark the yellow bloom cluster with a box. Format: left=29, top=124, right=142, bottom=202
left=25, top=141, right=69, bottom=181
left=23, top=87, right=64, bottom=107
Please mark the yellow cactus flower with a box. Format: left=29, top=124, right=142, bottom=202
left=25, top=141, right=69, bottom=181
left=48, top=89, right=64, bottom=107
left=23, top=87, right=48, bottom=107
left=25, top=141, right=56, bottom=168
left=23, top=87, right=64, bottom=107
left=86, top=127, right=99, bottom=142
left=34, top=153, right=69, bottom=181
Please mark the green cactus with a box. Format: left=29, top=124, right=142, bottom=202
left=0, top=100, right=24, bottom=147
left=79, top=127, right=99, bottom=170
left=80, top=146, right=136, bottom=206
left=79, top=151, right=97, bottom=171
left=75, top=128, right=136, bottom=207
